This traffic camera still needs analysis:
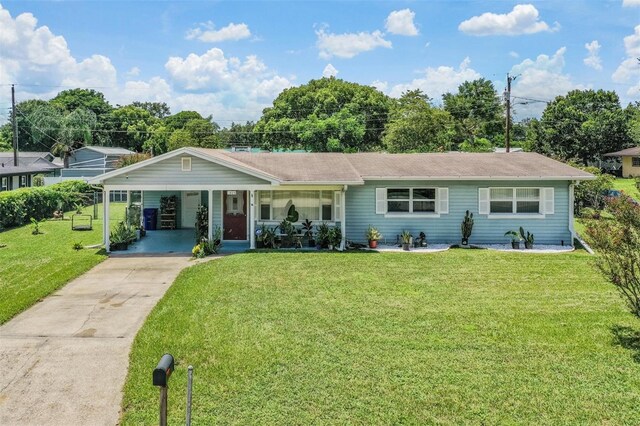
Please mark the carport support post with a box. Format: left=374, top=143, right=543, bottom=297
left=207, top=190, right=213, bottom=241
left=249, top=190, right=256, bottom=249
left=104, top=188, right=110, bottom=252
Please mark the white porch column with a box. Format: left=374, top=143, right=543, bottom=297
left=340, top=187, right=347, bottom=251
left=249, top=190, right=256, bottom=249
left=208, top=190, right=214, bottom=241
left=104, top=188, right=110, bottom=252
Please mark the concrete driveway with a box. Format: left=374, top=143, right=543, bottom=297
left=0, top=256, right=192, bottom=426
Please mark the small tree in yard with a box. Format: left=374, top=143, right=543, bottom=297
left=586, top=197, right=640, bottom=318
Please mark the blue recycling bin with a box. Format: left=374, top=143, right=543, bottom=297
left=143, top=208, right=158, bottom=230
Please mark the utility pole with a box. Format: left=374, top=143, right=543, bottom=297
left=504, top=73, right=513, bottom=154
left=11, top=84, right=18, bottom=166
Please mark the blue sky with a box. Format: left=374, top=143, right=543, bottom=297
left=0, top=1, right=638, bottom=125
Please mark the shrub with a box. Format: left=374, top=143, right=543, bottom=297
left=573, top=166, right=613, bottom=214
left=579, top=207, right=601, bottom=219
left=0, top=180, right=94, bottom=229
left=585, top=197, right=640, bottom=318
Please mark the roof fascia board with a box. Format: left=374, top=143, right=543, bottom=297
left=361, top=175, right=595, bottom=181
left=89, top=147, right=281, bottom=185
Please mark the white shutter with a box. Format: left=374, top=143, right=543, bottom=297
left=542, top=187, right=554, bottom=214
left=375, top=188, right=387, bottom=214
left=334, top=191, right=342, bottom=221
left=478, top=188, right=490, bottom=215
left=437, top=188, right=449, bottom=214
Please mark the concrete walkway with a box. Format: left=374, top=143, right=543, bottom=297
left=0, top=256, right=192, bottom=426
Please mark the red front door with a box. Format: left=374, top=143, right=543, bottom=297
left=223, top=191, right=247, bottom=240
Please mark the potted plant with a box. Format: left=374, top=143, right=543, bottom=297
left=262, top=227, right=277, bottom=249
left=110, top=221, right=136, bottom=251
left=365, top=225, right=382, bottom=248
left=400, top=230, right=412, bottom=251
left=519, top=226, right=535, bottom=249
left=504, top=230, right=523, bottom=249
left=415, top=231, right=427, bottom=248
left=327, top=227, right=342, bottom=250
left=255, top=224, right=266, bottom=249
left=302, top=219, right=315, bottom=247
left=461, top=210, right=474, bottom=245
left=279, top=219, right=296, bottom=248
left=316, top=222, right=330, bottom=249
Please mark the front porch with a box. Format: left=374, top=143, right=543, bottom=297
left=123, top=229, right=250, bottom=255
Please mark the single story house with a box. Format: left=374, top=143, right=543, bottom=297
left=0, top=152, right=61, bottom=192
left=603, top=147, right=640, bottom=177
left=89, top=147, right=593, bottom=252
left=60, top=146, right=135, bottom=178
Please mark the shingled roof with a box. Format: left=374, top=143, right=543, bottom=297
left=193, top=149, right=593, bottom=182
left=603, top=147, right=640, bottom=157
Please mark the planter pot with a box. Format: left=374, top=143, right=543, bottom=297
left=369, top=240, right=378, bottom=249
left=511, top=241, right=521, bottom=249
left=308, top=239, right=316, bottom=248
left=461, top=238, right=469, bottom=246
left=524, top=242, right=533, bottom=249
left=135, top=229, right=141, bottom=240
left=111, top=242, right=128, bottom=251
left=256, top=240, right=264, bottom=249
left=402, top=243, right=410, bottom=251
left=328, top=244, right=334, bottom=251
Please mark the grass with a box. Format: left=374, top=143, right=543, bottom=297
left=121, top=251, right=640, bottom=424
left=0, top=218, right=107, bottom=324
left=612, top=177, right=640, bottom=200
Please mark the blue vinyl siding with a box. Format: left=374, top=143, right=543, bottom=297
left=107, top=156, right=270, bottom=186
left=345, top=180, right=572, bottom=245
left=142, top=191, right=182, bottom=228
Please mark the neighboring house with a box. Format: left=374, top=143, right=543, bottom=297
left=603, top=147, right=640, bottom=177
left=90, top=147, right=593, bottom=252
left=0, top=152, right=61, bottom=192
left=60, top=146, right=135, bottom=178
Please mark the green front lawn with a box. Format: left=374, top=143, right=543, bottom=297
left=612, top=177, right=640, bottom=199
left=122, top=251, right=640, bottom=424
left=0, top=219, right=106, bottom=324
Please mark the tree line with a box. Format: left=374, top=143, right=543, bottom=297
left=1, top=78, right=638, bottom=165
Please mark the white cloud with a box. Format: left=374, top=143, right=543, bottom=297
left=322, top=63, right=338, bottom=78
left=510, top=47, right=586, bottom=118
left=509, top=51, right=519, bottom=58
left=126, top=66, right=140, bottom=77
left=385, top=9, right=419, bottom=36
left=316, top=27, right=392, bottom=59
left=0, top=4, right=116, bottom=91
left=165, top=48, right=290, bottom=94
left=371, top=80, right=388, bottom=92
left=459, top=4, right=556, bottom=36
left=186, top=21, right=251, bottom=43
left=622, top=0, right=640, bottom=6
left=612, top=25, right=640, bottom=100
left=119, top=77, right=172, bottom=104
left=583, top=40, right=602, bottom=70
left=387, top=57, right=482, bottom=100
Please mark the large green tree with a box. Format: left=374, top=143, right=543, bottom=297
left=382, top=89, right=454, bottom=153
left=167, top=118, right=222, bottom=151
left=106, top=105, right=158, bottom=152
left=130, top=102, right=171, bottom=119
left=219, top=121, right=259, bottom=148
left=55, top=108, right=97, bottom=167
left=443, top=78, right=504, bottom=149
left=255, top=77, right=392, bottom=152
left=534, top=90, right=632, bottom=163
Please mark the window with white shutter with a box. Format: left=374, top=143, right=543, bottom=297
left=542, top=188, right=554, bottom=214
left=478, top=188, right=490, bottom=214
